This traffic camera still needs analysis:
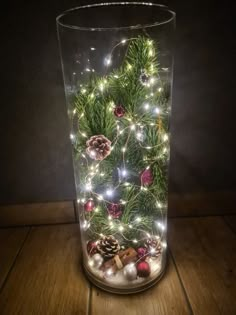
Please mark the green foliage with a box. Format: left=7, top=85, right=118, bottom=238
left=73, top=36, right=170, bottom=246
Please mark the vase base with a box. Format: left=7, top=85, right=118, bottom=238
left=83, top=256, right=167, bottom=295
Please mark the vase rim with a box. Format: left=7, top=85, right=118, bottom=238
left=56, top=2, right=176, bottom=31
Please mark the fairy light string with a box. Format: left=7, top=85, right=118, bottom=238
left=72, top=36, right=169, bottom=252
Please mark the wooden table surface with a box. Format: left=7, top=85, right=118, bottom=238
left=0, top=215, right=236, bottom=315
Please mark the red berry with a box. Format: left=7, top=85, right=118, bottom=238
left=114, top=105, right=125, bottom=118
left=140, top=168, right=153, bottom=186
left=84, top=200, right=95, bottom=212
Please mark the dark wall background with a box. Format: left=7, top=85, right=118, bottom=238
left=0, top=0, right=235, bottom=204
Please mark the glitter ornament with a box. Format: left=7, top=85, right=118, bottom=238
left=86, top=135, right=111, bottom=160
left=114, top=105, right=125, bottom=118
left=137, top=261, right=151, bottom=277
left=140, top=168, right=153, bottom=186
left=91, top=253, right=104, bottom=269
left=108, top=203, right=122, bottom=219
left=123, top=263, right=137, bottom=281
left=84, top=200, right=95, bottom=212
left=137, top=247, right=148, bottom=261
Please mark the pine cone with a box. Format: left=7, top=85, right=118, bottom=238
left=97, top=235, right=120, bottom=259
left=86, top=135, right=111, bottom=160
left=144, top=238, right=162, bottom=258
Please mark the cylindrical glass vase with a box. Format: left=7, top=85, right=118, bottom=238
left=57, top=2, right=175, bottom=294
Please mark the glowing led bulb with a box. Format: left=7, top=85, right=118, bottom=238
left=162, top=241, right=167, bottom=248
left=70, top=133, right=75, bottom=140
left=150, top=247, right=156, bottom=254
left=149, top=77, right=155, bottom=84
left=90, top=150, right=96, bottom=158
left=132, top=239, right=138, bottom=244
left=90, top=47, right=96, bottom=51
left=136, top=132, right=143, bottom=141
left=121, top=39, right=127, bottom=44
left=154, top=107, right=160, bottom=115
left=157, top=222, right=165, bottom=231
left=119, top=225, right=124, bottom=232
left=85, top=68, right=91, bottom=72
left=104, top=55, right=111, bottom=66
left=85, top=183, right=92, bottom=191
left=163, top=134, right=168, bottom=142
left=144, top=103, right=150, bottom=110
left=127, top=63, right=132, bottom=70
left=81, top=88, right=86, bottom=94
left=121, top=147, right=126, bottom=153
left=141, top=186, right=148, bottom=191
left=158, top=87, right=163, bottom=92
left=99, top=83, right=104, bottom=92
left=106, top=189, right=113, bottom=197
left=136, top=217, right=141, bottom=223
left=106, top=268, right=113, bottom=276
left=97, top=195, right=103, bottom=201
left=157, top=202, right=162, bottom=208
left=121, top=169, right=127, bottom=177
left=130, top=124, right=136, bottom=130
left=83, top=220, right=88, bottom=229
left=73, top=109, right=76, bottom=114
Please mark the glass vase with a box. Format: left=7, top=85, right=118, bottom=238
left=57, top=2, right=175, bottom=294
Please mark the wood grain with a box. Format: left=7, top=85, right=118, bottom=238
left=223, top=215, right=236, bottom=233
left=168, top=191, right=236, bottom=217
left=0, top=224, right=89, bottom=315
left=169, top=217, right=236, bottom=315
left=90, top=256, right=190, bottom=315
left=0, top=227, right=29, bottom=289
left=0, top=201, right=75, bottom=226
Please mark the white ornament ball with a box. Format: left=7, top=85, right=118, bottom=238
left=92, top=253, right=103, bottom=269
left=123, top=263, right=137, bottom=281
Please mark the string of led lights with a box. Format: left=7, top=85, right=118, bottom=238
left=71, top=36, right=169, bottom=252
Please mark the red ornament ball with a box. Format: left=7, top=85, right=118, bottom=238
left=140, top=168, right=153, bottom=186
left=137, top=247, right=148, bottom=261
left=108, top=203, right=122, bottom=219
left=84, top=200, right=95, bottom=212
left=114, top=105, right=125, bottom=118
left=87, top=240, right=98, bottom=256
left=137, top=261, right=151, bottom=277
